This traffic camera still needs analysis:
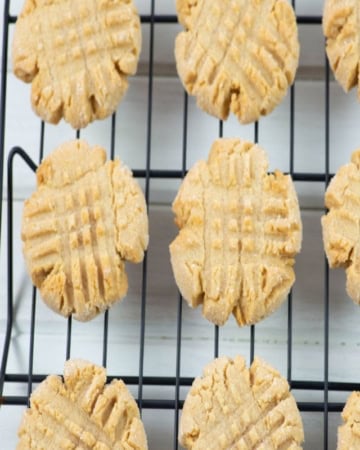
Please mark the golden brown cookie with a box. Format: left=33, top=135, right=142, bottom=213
left=322, top=150, right=360, bottom=305
left=175, top=0, right=299, bottom=124
left=338, top=392, right=360, bottom=450
left=22, top=140, right=148, bottom=321
left=179, top=355, right=304, bottom=449
left=170, top=138, right=302, bottom=326
left=323, top=0, right=359, bottom=98
left=12, top=0, right=141, bottom=129
left=17, top=359, right=148, bottom=450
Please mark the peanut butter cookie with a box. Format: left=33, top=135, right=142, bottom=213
left=12, top=0, right=141, bottom=128
left=175, top=0, right=299, bottom=124
left=322, top=149, right=360, bottom=305
left=22, top=140, right=148, bottom=321
left=180, top=355, right=304, bottom=449
left=170, top=138, right=302, bottom=326
left=17, top=359, right=148, bottom=449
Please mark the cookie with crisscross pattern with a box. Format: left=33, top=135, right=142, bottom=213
left=22, top=140, right=148, bottom=321
left=322, top=150, right=360, bottom=305
left=170, top=138, right=302, bottom=326
left=179, top=355, right=304, bottom=449
left=323, top=0, right=360, bottom=98
left=12, top=0, right=141, bottom=129
left=175, top=0, right=299, bottom=124
left=17, top=359, right=148, bottom=449
left=338, top=392, right=360, bottom=450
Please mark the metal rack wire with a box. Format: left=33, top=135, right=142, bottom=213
left=1, top=2, right=360, bottom=449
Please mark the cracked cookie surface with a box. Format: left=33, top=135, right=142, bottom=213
left=22, top=140, right=148, bottom=321
left=338, top=392, right=360, bottom=449
left=175, top=0, right=299, bottom=124
left=322, top=150, right=360, bottom=305
left=170, top=138, right=302, bottom=327
left=17, top=359, right=148, bottom=450
left=179, top=355, right=304, bottom=449
left=12, top=0, right=141, bottom=129
left=323, top=0, right=360, bottom=99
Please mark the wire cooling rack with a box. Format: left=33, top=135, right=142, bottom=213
left=1, top=1, right=360, bottom=449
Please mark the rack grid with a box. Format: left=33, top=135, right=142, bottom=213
left=1, top=2, right=359, bottom=449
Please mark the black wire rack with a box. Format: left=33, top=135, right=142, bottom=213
left=1, top=1, right=360, bottom=449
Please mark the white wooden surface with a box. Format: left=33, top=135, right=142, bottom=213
left=1, top=1, right=360, bottom=449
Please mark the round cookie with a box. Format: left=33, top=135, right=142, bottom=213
left=175, top=0, right=299, bottom=124
left=338, top=392, right=360, bottom=449
left=12, top=0, right=141, bottom=129
left=17, top=359, right=148, bottom=449
left=179, top=355, right=304, bottom=449
left=22, top=140, right=149, bottom=321
left=323, top=0, right=360, bottom=99
left=322, top=150, right=360, bottom=305
left=170, top=138, right=302, bottom=327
